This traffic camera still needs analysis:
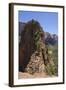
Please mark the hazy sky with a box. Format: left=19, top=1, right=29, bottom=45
left=19, top=11, right=58, bottom=34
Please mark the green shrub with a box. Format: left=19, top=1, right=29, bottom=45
left=45, top=63, right=56, bottom=76
left=33, top=31, right=41, bottom=51
left=45, top=45, right=58, bottom=76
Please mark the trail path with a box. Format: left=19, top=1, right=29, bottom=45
left=18, top=72, right=48, bottom=79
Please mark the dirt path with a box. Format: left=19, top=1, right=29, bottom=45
left=18, top=72, right=49, bottom=79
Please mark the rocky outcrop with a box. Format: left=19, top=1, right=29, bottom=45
left=19, top=19, right=52, bottom=75
left=45, top=32, right=58, bottom=45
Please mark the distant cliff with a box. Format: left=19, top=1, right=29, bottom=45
left=45, top=32, right=58, bottom=45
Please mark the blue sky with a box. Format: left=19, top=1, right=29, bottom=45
left=19, top=11, right=58, bottom=34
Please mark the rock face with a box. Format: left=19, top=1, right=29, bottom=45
left=25, top=51, right=46, bottom=74
left=19, top=19, right=50, bottom=74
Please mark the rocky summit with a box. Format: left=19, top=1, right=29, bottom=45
left=19, top=19, right=55, bottom=75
